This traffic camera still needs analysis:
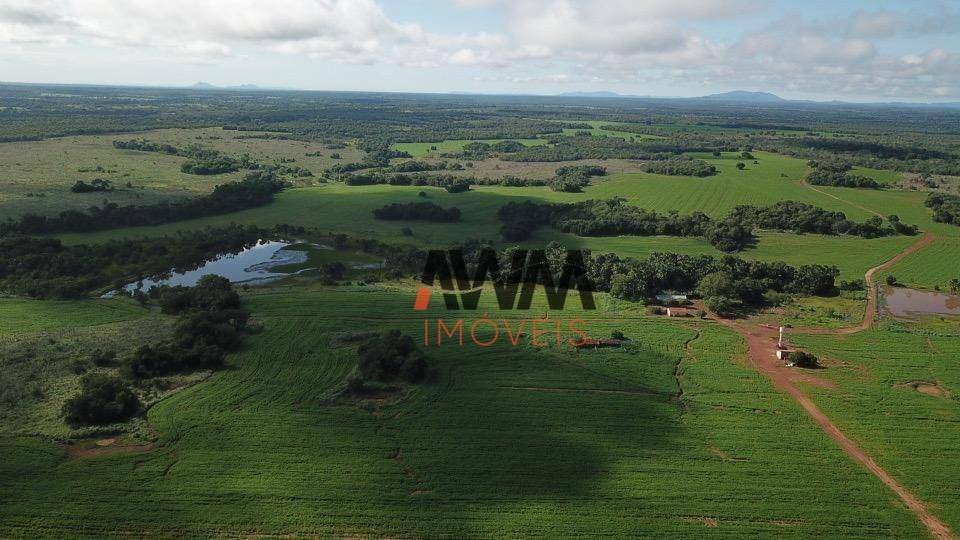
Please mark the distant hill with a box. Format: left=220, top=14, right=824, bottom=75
left=188, top=82, right=296, bottom=91
left=698, top=91, right=786, bottom=103
left=559, top=91, right=624, bottom=98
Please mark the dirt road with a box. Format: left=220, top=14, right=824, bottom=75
left=712, top=230, right=953, bottom=538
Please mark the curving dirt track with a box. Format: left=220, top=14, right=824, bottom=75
left=713, top=229, right=953, bottom=539
left=795, top=232, right=937, bottom=335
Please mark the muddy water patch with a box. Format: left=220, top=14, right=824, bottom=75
left=883, top=286, right=960, bottom=318
left=893, top=381, right=952, bottom=400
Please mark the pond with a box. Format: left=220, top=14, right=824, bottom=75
left=883, top=286, right=960, bottom=318
left=113, top=240, right=308, bottom=295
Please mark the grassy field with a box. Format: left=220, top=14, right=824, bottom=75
left=0, top=298, right=163, bottom=438
left=792, top=322, right=960, bottom=532
left=55, top=151, right=918, bottom=282
left=0, top=284, right=929, bottom=536
left=806, top=183, right=960, bottom=289
left=392, top=138, right=547, bottom=158
left=0, top=127, right=355, bottom=219
left=4, top=117, right=960, bottom=537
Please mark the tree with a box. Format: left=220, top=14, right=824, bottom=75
left=62, top=374, right=140, bottom=426
left=950, top=278, right=960, bottom=294
left=696, top=271, right=736, bottom=299
left=357, top=330, right=427, bottom=383
left=736, top=162, right=746, bottom=170
left=704, top=295, right=736, bottom=317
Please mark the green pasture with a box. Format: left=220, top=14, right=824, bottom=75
left=0, top=284, right=928, bottom=536
left=0, top=127, right=353, bottom=219
left=392, top=138, right=546, bottom=158
left=793, top=324, right=960, bottom=532
left=56, top=151, right=922, bottom=282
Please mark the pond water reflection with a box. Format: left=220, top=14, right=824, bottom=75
left=883, top=286, right=960, bottom=318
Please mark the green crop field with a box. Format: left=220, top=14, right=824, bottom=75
left=0, top=285, right=928, bottom=536
left=792, top=324, right=960, bottom=532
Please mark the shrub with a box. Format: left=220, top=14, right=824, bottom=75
left=63, top=374, right=140, bottom=426
left=840, top=279, right=866, bottom=291
left=790, top=351, right=819, bottom=368
left=704, top=295, right=736, bottom=317
left=356, top=330, right=428, bottom=383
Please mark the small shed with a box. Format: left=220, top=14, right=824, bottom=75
left=657, top=293, right=689, bottom=304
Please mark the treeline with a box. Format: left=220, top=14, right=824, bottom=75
left=498, top=198, right=913, bottom=251
left=446, top=140, right=528, bottom=159
left=64, top=276, right=252, bottom=426
left=1, top=171, right=286, bottom=235
left=345, top=172, right=472, bottom=193
left=926, top=193, right=960, bottom=226
left=641, top=157, right=717, bottom=177
left=342, top=164, right=604, bottom=193
left=373, top=202, right=462, bottom=222
left=806, top=160, right=881, bottom=188
left=590, top=251, right=839, bottom=315
left=501, top=134, right=717, bottom=162
left=114, top=139, right=259, bottom=175
left=0, top=225, right=270, bottom=298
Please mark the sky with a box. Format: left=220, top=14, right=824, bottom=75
left=0, top=0, right=958, bottom=102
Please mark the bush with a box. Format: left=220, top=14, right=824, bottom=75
left=790, top=351, right=819, bottom=368
left=62, top=374, right=140, bottom=426
left=840, top=279, right=866, bottom=291
left=704, top=295, right=736, bottom=317
left=71, top=179, right=114, bottom=193
left=356, top=330, right=428, bottom=383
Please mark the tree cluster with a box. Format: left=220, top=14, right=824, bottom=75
left=806, top=160, right=881, bottom=188
left=497, top=198, right=912, bottom=251
left=121, top=276, right=250, bottom=379
left=351, top=330, right=428, bottom=390
left=373, top=202, right=462, bottom=222
left=926, top=193, right=960, bottom=226
left=0, top=225, right=269, bottom=298
left=2, top=172, right=286, bottom=235
left=70, top=178, right=115, bottom=193
left=641, top=157, right=717, bottom=177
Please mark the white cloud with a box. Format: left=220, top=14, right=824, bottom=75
left=0, top=0, right=957, bottom=99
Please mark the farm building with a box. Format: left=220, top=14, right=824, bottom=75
left=656, top=293, right=689, bottom=304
